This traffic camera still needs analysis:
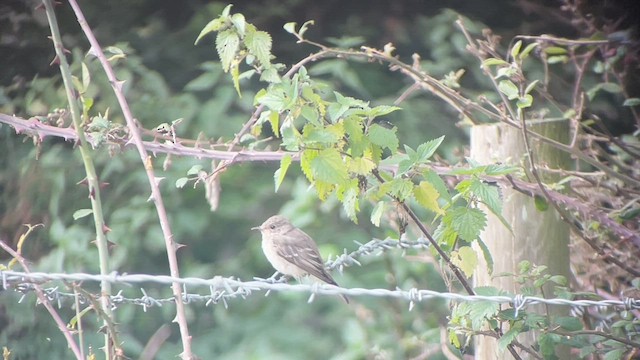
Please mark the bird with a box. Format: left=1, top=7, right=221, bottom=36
left=252, top=215, right=349, bottom=303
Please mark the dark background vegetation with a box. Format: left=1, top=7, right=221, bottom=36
left=0, top=0, right=638, bottom=359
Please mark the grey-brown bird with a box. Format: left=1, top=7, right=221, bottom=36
left=252, top=215, right=349, bottom=303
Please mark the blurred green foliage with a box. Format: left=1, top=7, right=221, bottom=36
left=1, top=0, right=638, bottom=359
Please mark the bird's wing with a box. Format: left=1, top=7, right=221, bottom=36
left=275, top=228, right=338, bottom=286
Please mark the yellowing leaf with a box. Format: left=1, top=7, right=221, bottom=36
left=451, top=246, right=477, bottom=278
left=413, top=181, right=444, bottom=215
left=274, top=154, right=292, bottom=192
left=300, top=149, right=319, bottom=182
left=348, top=157, right=376, bottom=175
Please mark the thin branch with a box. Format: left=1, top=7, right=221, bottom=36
left=63, top=1, right=195, bottom=358
left=0, top=239, right=83, bottom=360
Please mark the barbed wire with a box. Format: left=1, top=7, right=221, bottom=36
left=2, top=238, right=639, bottom=315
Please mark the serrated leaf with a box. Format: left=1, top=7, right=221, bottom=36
left=423, top=169, right=450, bottom=201
left=303, top=125, right=340, bottom=144
left=216, top=29, right=240, bottom=72
left=369, top=105, right=401, bottom=117
left=497, top=327, right=522, bottom=351
left=300, top=149, right=318, bottom=182
left=314, top=179, right=334, bottom=200
left=416, top=135, right=445, bottom=162
left=451, top=246, right=477, bottom=278
left=73, top=209, right=93, bottom=220
left=311, top=148, right=348, bottom=184
left=468, top=298, right=499, bottom=330
left=348, top=157, right=376, bottom=175
left=498, top=80, right=519, bottom=100
left=231, top=62, right=241, bottom=97
left=414, top=181, right=444, bottom=215
left=268, top=111, right=280, bottom=137
left=230, top=13, right=246, bottom=37
left=175, top=177, right=189, bottom=188
left=484, top=164, right=519, bottom=176
left=274, top=154, right=292, bottom=192
left=371, top=201, right=385, bottom=226
left=449, top=207, right=487, bottom=242
left=342, top=187, right=360, bottom=223
left=368, top=124, right=398, bottom=152
left=244, top=29, right=272, bottom=67
left=380, top=178, right=414, bottom=201
left=469, top=180, right=510, bottom=231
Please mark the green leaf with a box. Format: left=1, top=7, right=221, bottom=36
left=497, top=327, right=522, bottom=351
left=423, top=169, right=450, bottom=201
left=298, top=20, right=315, bottom=37
left=348, top=157, right=376, bottom=175
left=283, top=22, right=297, bottom=34
left=544, top=46, right=567, bottom=55
left=371, top=201, right=385, bottom=226
left=369, top=105, right=401, bottom=117
left=553, top=316, right=583, bottom=331
left=274, top=154, right=292, bottom=192
left=517, top=94, right=533, bottom=108
left=175, top=177, right=189, bottom=188
left=367, top=124, right=399, bottom=152
left=413, top=181, right=444, bottom=215
left=519, top=42, right=539, bottom=60
left=448, top=207, right=487, bottom=242
left=415, top=136, right=445, bottom=162
left=482, top=58, right=509, bottom=67
left=73, top=209, right=93, bottom=220
left=475, top=239, right=494, bottom=276
left=524, top=80, right=539, bottom=95
left=380, top=178, right=414, bottom=201
left=604, top=349, right=626, bottom=360
left=300, top=149, right=318, bottom=182
left=468, top=298, right=500, bottom=330
left=534, top=195, right=549, bottom=211
left=510, top=40, right=522, bottom=60
left=230, top=13, right=246, bottom=37
left=623, top=97, right=640, bottom=106
left=268, top=111, right=280, bottom=137
left=311, top=148, right=348, bottom=184
left=498, top=80, right=519, bottom=100
left=184, top=165, right=201, bottom=176
left=216, top=29, right=240, bottom=72
left=303, top=124, right=340, bottom=144
left=244, top=29, right=272, bottom=67
left=342, top=186, right=360, bottom=223
left=484, top=164, right=519, bottom=176
left=451, top=246, right=477, bottom=278
left=194, top=18, right=225, bottom=45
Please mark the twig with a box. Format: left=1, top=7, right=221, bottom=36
left=0, top=239, right=83, bottom=360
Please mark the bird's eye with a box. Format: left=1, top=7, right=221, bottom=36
left=269, top=224, right=276, bottom=229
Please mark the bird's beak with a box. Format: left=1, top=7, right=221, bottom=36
left=251, top=226, right=261, bottom=231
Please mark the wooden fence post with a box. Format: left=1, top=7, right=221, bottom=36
left=471, top=120, right=571, bottom=359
